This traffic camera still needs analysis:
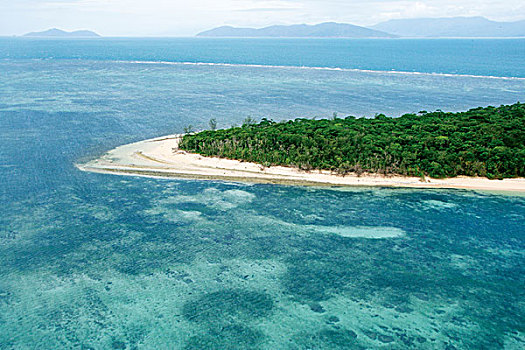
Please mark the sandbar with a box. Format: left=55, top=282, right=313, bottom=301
left=76, top=134, right=525, bottom=192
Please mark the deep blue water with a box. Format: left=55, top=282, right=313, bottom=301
left=0, top=39, right=524, bottom=349
left=1, top=37, right=525, bottom=77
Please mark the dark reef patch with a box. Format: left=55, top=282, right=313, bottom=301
left=295, top=328, right=361, bottom=349
left=184, top=323, right=264, bottom=350
left=182, top=289, right=274, bottom=323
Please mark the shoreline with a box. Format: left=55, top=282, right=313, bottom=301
left=77, top=134, right=525, bottom=192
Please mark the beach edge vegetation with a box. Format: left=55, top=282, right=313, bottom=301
left=180, top=103, right=525, bottom=179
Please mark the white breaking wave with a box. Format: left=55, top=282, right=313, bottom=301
left=114, top=60, right=525, bottom=81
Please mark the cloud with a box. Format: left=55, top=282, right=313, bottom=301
left=236, top=8, right=297, bottom=12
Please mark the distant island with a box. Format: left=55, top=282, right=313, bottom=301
left=198, top=17, right=525, bottom=38
left=197, top=22, right=396, bottom=38
left=371, top=17, right=525, bottom=38
left=23, top=28, right=100, bottom=38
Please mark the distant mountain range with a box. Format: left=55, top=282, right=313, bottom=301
left=198, top=17, right=525, bottom=38
left=371, top=17, right=525, bottom=37
left=197, top=22, right=396, bottom=38
left=20, top=17, right=525, bottom=38
left=23, top=28, right=100, bottom=38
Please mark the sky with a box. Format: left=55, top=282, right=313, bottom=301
left=1, top=0, right=524, bottom=36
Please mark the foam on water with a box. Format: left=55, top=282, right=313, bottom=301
left=120, top=60, right=525, bottom=81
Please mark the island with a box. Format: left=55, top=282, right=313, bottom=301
left=371, top=17, right=525, bottom=38
left=23, top=28, right=100, bottom=38
left=197, top=22, right=396, bottom=38
left=197, top=17, right=525, bottom=38
left=77, top=104, right=525, bottom=192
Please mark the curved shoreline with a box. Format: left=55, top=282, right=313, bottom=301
left=77, top=134, right=525, bottom=192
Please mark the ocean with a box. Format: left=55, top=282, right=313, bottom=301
left=0, top=38, right=524, bottom=349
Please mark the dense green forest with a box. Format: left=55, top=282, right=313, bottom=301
left=179, top=103, right=525, bottom=179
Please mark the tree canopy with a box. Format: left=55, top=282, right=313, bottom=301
left=179, top=103, right=525, bottom=179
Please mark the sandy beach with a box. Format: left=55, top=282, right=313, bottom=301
left=77, top=134, right=525, bottom=192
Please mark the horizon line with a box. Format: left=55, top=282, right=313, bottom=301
left=12, top=16, right=525, bottom=38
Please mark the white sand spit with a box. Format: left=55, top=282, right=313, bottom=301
left=77, top=134, right=525, bottom=192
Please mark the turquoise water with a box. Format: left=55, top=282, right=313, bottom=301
left=2, top=38, right=525, bottom=77
left=0, top=39, right=524, bottom=349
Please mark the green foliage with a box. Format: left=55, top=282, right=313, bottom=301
left=242, top=116, right=257, bottom=127
left=183, top=124, right=194, bottom=134
left=208, top=118, right=217, bottom=131
left=179, top=103, right=525, bottom=179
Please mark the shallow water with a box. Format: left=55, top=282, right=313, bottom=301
left=0, top=39, right=524, bottom=349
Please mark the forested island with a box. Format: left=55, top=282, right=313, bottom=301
left=23, top=28, right=100, bottom=37
left=179, top=103, right=525, bottom=179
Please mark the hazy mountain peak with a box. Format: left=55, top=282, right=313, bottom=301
left=371, top=16, right=525, bottom=37
left=197, top=22, right=397, bottom=38
left=23, top=28, right=100, bottom=38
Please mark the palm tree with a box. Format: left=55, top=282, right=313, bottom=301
left=209, top=118, right=217, bottom=131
